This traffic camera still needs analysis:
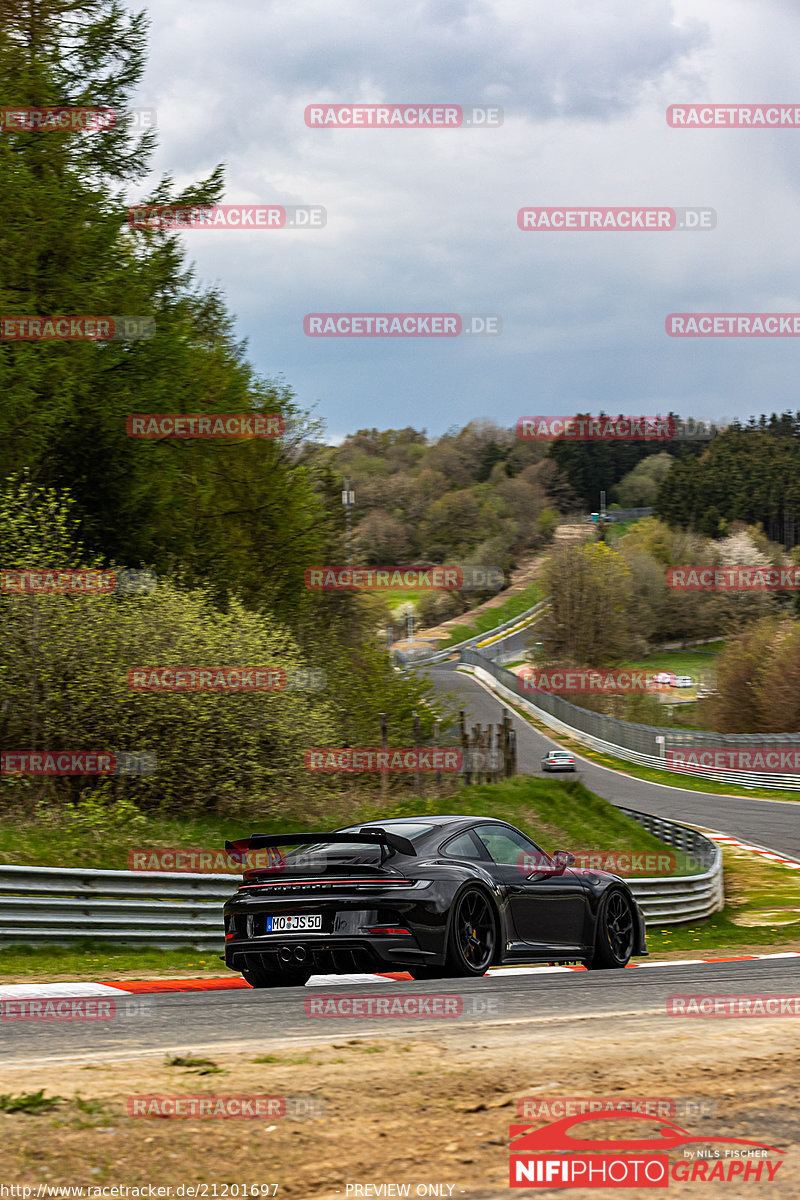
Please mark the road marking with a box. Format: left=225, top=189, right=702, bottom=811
left=2, top=953, right=796, bottom=1001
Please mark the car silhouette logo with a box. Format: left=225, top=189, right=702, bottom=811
left=510, top=1111, right=784, bottom=1156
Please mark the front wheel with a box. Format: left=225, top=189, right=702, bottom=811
left=444, top=887, right=496, bottom=977
left=588, top=890, right=635, bottom=969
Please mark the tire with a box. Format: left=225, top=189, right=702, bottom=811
left=588, top=890, right=635, bottom=970
left=241, top=958, right=311, bottom=988
left=444, top=886, right=497, bottom=977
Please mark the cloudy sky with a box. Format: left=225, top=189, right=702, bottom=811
left=132, top=0, right=800, bottom=440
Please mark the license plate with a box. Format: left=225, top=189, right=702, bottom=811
left=265, top=914, right=322, bottom=932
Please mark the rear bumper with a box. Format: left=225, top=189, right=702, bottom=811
left=224, top=935, right=439, bottom=974
left=223, top=887, right=449, bottom=973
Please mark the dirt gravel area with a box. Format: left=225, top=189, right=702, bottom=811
left=0, top=1015, right=797, bottom=1198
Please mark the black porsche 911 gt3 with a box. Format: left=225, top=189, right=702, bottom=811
left=223, top=816, right=648, bottom=988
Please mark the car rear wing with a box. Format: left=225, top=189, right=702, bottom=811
left=225, top=827, right=417, bottom=863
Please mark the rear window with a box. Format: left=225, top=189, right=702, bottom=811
left=339, top=822, right=435, bottom=841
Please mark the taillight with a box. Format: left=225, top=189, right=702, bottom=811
left=365, top=926, right=412, bottom=936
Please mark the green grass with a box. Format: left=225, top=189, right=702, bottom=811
left=0, top=776, right=696, bottom=875
left=645, top=847, right=800, bottom=955
left=502, top=641, right=726, bottom=692
left=0, top=1090, right=62, bottom=1114
left=164, top=1055, right=222, bottom=1074
left=619, top=641, right=726, bottom=679
left=0, top=941, right=228, bottom=978
left=0, top=804, right=349, bottom=871
left=439, top=580, right=543, bottom=649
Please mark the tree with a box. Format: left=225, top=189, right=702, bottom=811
left=703, top=618, right=800, bottom=733
left=539, top=542, right=635, bottom=665
left=615, top=453, right=675, bottom=507
left=0, top=0, right=330, bottom=625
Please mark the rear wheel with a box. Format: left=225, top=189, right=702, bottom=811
left=588, top=890, right=635, bottom=969
left=241, top=958, right=311, bottom=988
left=444, top=887, right=496, bottom=977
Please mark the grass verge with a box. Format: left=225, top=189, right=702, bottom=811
left=438, top=580, right=543, bottom=649
left=0, top=776, right=694, bottom=872
left=644, top=844, right=800, bottom=957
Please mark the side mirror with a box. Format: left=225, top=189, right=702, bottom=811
left=521, top=849, right=575, bottom=878
left=550, top=850, right=576, bottom=874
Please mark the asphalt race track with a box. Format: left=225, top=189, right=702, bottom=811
left=425, top=662, right=800, bottom=859
left=0, top=958, right=797, bottom=1064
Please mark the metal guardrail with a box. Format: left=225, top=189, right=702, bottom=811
left=619, top=808, right=724, bottom=923
left=462, top=654, right=800, bottom=791
left=0, top=813, right=723, bottom=948
left=410, top=599, right=548, bottom=666
left=0, top=865, right=235, bottom=948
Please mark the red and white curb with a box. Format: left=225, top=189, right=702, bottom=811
left=1, top=952, right=798, bottom=1001
left=708, top=833, right=800, bottom=869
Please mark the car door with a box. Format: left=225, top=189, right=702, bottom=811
left=472, top=823, right=588, bottom=953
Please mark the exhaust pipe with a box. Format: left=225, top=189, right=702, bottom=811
left=293, top=946, right=308, bottom=964
left=278, top=946, right=293, bottom=964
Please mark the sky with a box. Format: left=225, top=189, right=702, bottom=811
left=131, top=0, right=800, bottom=441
